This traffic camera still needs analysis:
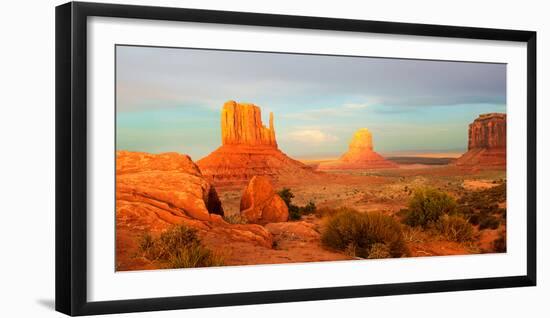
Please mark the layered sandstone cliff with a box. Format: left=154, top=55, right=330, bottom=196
left=318, top=128, right=397, bottom=170
left=197, top=101, right=316, bottom=185
left=222, top=101, right=277, bottom=147
left=455, top=113, right=506, bottom=169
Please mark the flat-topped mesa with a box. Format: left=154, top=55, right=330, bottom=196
left=456, top=113, right=506, bottom=169
left=221, top=100, right=277, bottom=147
left=468, top=113, right=506, bottom=150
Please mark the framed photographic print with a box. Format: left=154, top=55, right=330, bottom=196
left=55, top=1, right=536, bottom=316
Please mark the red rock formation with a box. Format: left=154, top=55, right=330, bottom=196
left=197, top=101, right=317, bottom=186
left=115, top=151, right=274, bottom=271
left=318, top=128, right=397, bottom=170
left=240, top=176, right=289, bottom=224
left=455, top=113, right=506, bottom=169
left=222, top=101, right=277, bottom=147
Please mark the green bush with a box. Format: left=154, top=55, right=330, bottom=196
left=321, top=209, right=408, bottom=258
left=277, top=188, right=317, bottom=220
left=278, top=188, right=295, bottom=207
left=139, top=225, right=223, bottom=268
left=478, top=215, right=500, bottom=230
left=404, top=188, right=457, bottom=228
left=435, top=214, right=474, bottom=242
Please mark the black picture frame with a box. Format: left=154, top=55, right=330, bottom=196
left=55, top=1, right=537, bottom=316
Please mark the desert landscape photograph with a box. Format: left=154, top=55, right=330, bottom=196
left=115, top=45, right=507, bottom=271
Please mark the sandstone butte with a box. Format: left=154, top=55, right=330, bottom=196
left=455, top=113, right=506, bottom=169
left=318, top=128, right=398, bottom=170
left=115, top=150, right=273, bottom=271
left=240, top=176, right=289, bottom=225
left=197, top=100, right=317, bottom=186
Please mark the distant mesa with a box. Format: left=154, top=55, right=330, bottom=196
left=197, top=101, right=317, bottom=186
left=318, top=128, right=398, bottom=170
left=455, top=113, right=506, bottom=169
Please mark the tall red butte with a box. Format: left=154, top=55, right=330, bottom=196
left=197, top=101, right=316, bottom=186
left=455, top=113, right=506, bottom=169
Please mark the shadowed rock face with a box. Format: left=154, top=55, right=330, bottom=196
left=318, top=128, right=397, bottom=170
left=456, top=113, right=506, bottom=169
left=198, top=101, right=317, bottom=186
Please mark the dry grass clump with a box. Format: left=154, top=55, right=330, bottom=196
left=139, top=225, right=224, bottom=268
left=435, top=214, right=474, bottom=242
left=223, top=213, right=248, bottom=224
left=321, top=209, right=408, bottom=259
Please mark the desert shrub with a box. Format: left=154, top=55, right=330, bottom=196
left=223, top=213, right=248, bottom=224
left=493, top=231, right=507, bottom=253
left=315, top=206, right=346, bottom=218
left=435, top=214, right=474, bottom=242
left=321, top=209, right=408, bottom=258
left=478, top=215, right=500, bottom=230
left=403, top=188, right=457, bottom=228
left=278, top=188, right=295, bottom=207
left=288, top=205, right=301, bottom=220
left=277, top=188, right=317, bottom=220
left=367, top=243, right=392, bottom=259
left=139, top=225, right=223, bottom=268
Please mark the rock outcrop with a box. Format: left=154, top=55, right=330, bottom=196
left=197, top=101, right=317, bottom=186
left=222, top=101, right=277, bottom=147
left=240, top=176, right=289, bottom=224
left=455, top=113, right=506, bottom=169
left=318, top=128, right=397, bottom=170
left=116, top=151, right=273, bottom=271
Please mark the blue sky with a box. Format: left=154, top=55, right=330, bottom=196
left=116, top=45, right=506, bottom=160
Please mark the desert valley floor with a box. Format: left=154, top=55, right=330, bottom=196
left=116, top=155, right=507, bottom=271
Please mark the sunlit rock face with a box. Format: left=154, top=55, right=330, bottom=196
left=221, top=101, right=277, bottom=147
left=198, top=101, right=317, bottom=186
left=115, top=151, right=274, bottom=271
left=455, top=113, right=506, bottom=169
left=318, top=128, right=397, bottom=170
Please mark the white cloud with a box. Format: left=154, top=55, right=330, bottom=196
left=286, top=129, right=339, bottom=143
left=281, top=100, right=376, bottom=121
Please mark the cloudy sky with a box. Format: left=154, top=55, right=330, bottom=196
left=116, top=45, right=506, bottom=160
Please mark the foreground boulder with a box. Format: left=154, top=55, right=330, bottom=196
left=117, top=151, right=224, bottom=221
left=115, top=151, right=273, bottom=271
left=240, top=176, right=289, bottom=224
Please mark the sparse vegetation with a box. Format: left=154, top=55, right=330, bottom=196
left=139, top=225, right=224, bottom=268
left=457, top=183, right=506, bottom=230
left=493, top=231, right=507, bottom=253
left=278, top=188, right=317, bottom=220
left=321, top=209, right=408, bottom=258
left=435, top=214, right=474, bottom=242
left=223, top=213, right=248, bottom=224
left=403, top=188, right=457, bottom=228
